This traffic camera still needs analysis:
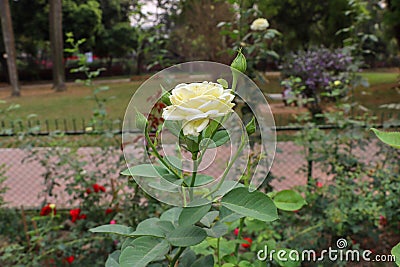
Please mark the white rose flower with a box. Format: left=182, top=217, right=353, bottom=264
left=250, top=18, right=269, bottom=31
left=162, top=81, right=235, bottom=136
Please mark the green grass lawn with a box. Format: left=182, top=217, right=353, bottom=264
left=1, top=81, right=139, bottom=120
left=359, top=72, right=398, bottom=85
left=0, top=71, right=398, bottom=133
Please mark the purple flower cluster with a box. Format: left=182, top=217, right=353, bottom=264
left=281, top=46, right=356, bottom=98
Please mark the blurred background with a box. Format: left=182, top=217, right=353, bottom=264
left=0, top=0, right=399, bottom=266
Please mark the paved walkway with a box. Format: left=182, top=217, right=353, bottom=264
left=0, top=141, right=381, bottom=209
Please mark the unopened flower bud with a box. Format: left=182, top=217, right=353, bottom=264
left=231, top=50, right=247, bottom=73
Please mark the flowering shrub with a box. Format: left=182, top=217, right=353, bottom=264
left=218, top=11, right=281, bottom=78
left=256, top=99, right=400, bottom=262
left=280, top=46, right=360, bottom=115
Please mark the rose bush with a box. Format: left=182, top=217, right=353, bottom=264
left=89, top=51, right=307, bottom=267
left=162, top=81, right=235, bottom=136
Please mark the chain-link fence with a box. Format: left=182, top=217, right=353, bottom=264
left=0, top=136, right=385, bottom=209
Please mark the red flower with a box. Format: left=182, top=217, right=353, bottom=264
left=241, top=237, right=253, bottom=248
left=70, top=208, right=86, bottom=222
left=379, top=215, right=387, bottom=227
left=92, top=184, right=100, bottom=193
left=105, top=208, right=113, bottom=215
left=65, top=255, right=75, bottom=264
left=92, top=184, right=106, bottom=193
left=293, top=210, right=299, bottom=213
left=40, top=204, right=56, bottom=216
left=316, top=181, right=323, bottom=188
left=86, top=188, right=92, bottom=194
left=234, top=228, right=239, bottom=236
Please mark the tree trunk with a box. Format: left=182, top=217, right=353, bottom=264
left=49, top=0, right=66, bottom=92
left=0, top=0, right=20, bottom=97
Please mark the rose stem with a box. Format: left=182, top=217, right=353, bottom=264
left=189, top=152, right=198, bottom=200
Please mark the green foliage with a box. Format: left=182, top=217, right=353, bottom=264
left=63, top=0, right=103, bottom=48
left=89, top=53, right=308, bottom=267
left=221, top=188, right=278, bottom=222
left=392, top=242, right=400, bottom=266
left=272, top=190, right=307, bottom=211
left=178, top=204, right=211, bottom=227
left=383, top=0, right=400, bottom=46
left=370, top=128, right=400, bottom=149
left=260, top=92, right=400, bottom=263
left=257, top=0, right=352, bottom=50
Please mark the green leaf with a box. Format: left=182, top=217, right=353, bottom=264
left=212, top=181, right=244, bottom=198
left=160, top=207, right=182, bottom=226
left=160, top=85, right=172, bottom=106
left=119, top=237, right=170, bottom=267
left=212, top=130, right=230, bottom=147
left=135, top=110, right=148, bottom=131
left=205, top=221, right=228, bottom=238
left=179, top=250, right=197, bottom=267
left=184, top=174, right=214, bottom=187
left=200, top=211, right=219, bottom=227
left=163, top=155, right=182, bottom=170
left=217, top=78, right=229, bottom=88
left=167, top=225, right=207, bottom=247
left=179, top=203, right=212, bottom=226
left=164, top=120, right=183, bottom=137
left=238, top=261, right=253, bottom=267
left=192, top=254, right=214, bottom=267
left=221, top=187, right=278, bottom=222
left=245, top=117, right=256, bottom=136
left=219, top=206, right=244, bottom=223
left=105, top=251, right=120, bottom=267
left=89, top=224, right=133, bottom=237
left=391, top=242, right=400, bottom=266
left=273, top=190, right=307, bottom=211
left=131, top=218, right=170, bottom=237
left=202, top=119, right=221, bottom=139
left=370, top=128, right=400, bottom=149
left=121, top=164, right=169, bottom=178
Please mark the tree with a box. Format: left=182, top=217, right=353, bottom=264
left=94, top=0, right=136, bottom=68
left=384, top=0, right=400, bottom=48
left=49, top=0, right=66, bottom=91
left=0, top=0, right=20, bottom=96
left=169, top=0, right=233, bottom=63
left=62, top=0, right=102, bottom=50
left=257, top=0, right=352, bottom=50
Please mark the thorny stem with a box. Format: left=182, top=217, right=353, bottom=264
left=189, top=152, right=199, bottom=200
